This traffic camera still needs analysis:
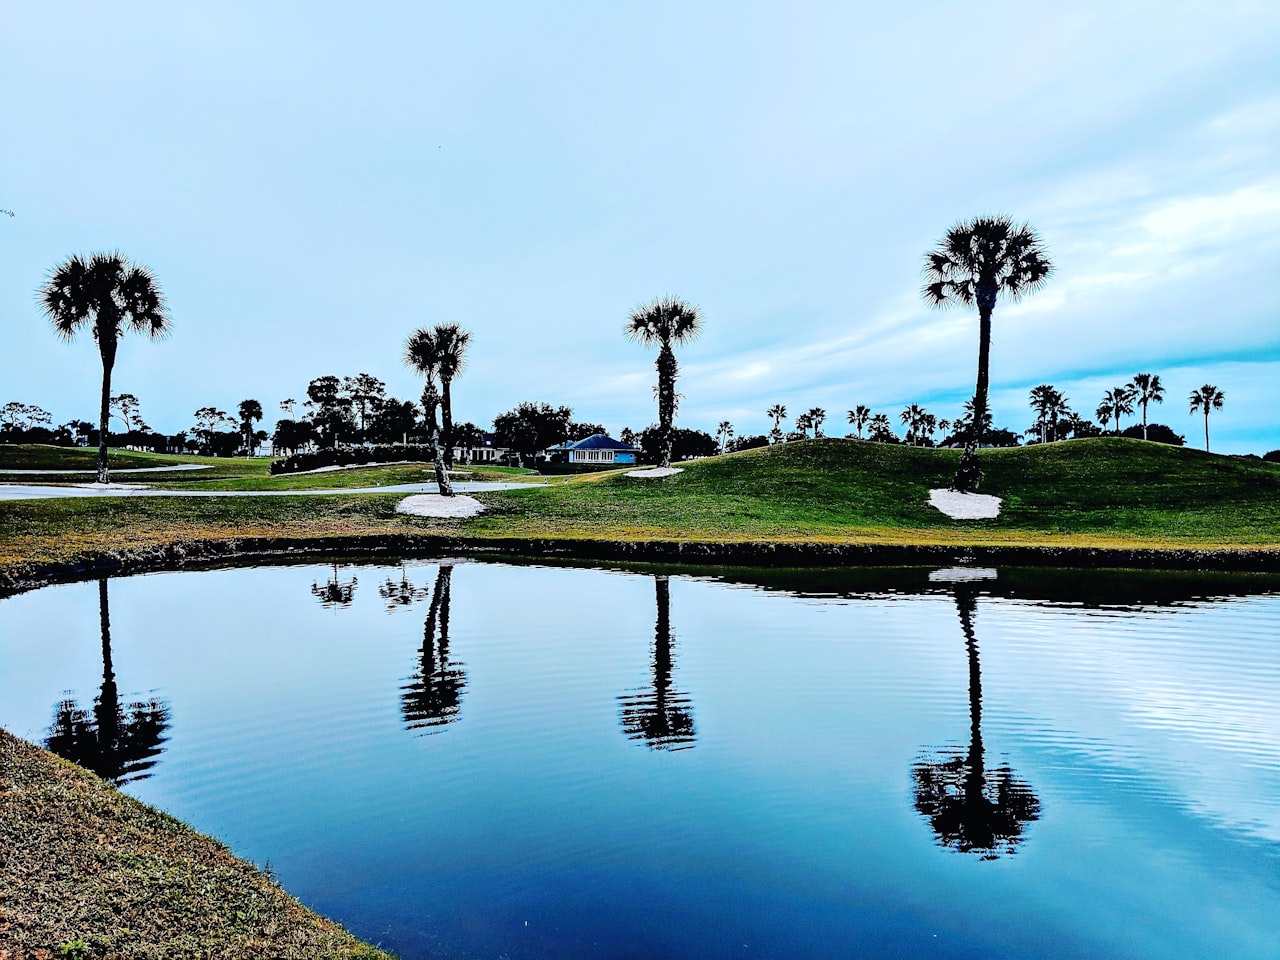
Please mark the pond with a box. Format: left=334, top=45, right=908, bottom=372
left=2, top=560, right=1278, bottom=959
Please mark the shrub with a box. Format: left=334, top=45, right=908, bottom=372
left=1119, top=423, right=1185, bottom=446
left=1263, top=450, right=1280, bottom=463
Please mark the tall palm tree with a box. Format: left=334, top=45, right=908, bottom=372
left=237, top=399, right=263, bottom=456
left=311, top=563, right=358, bottom=607
left=847, top=404, right=871, bottom=439
left=868, top=412, right=893, bottom=441
left=618, top=576, right=695, bottom=751
left=1096, top=385, right=1135, bottom=434
left=625, top=296, right=702, bottom=468
left=39, top=253, right=171, bottom=484
left=911, top=582, right=1040, bottom=859
left=405, top=324, right=471, bottom=496
left=766, top=403, right=787, bottom=443
left=716, top=420, right=734, bottom=453
left=1027, top=385, right=1055, bottom=444
left=45, top=579, right=170, bottom=786
left=806, top=407, right=827, bottom=438
left=923, top=217, right=1052, bottom=492
left=1129, top=373, right=1165, bottom=441
left=1188, top=384, right=1225, bottom=453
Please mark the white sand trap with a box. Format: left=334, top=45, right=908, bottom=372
left=928, top=488, right=1002, bottom=520
left=626, top=467, right=684, bottom=479
left=395, top=494, right=486, bottom=518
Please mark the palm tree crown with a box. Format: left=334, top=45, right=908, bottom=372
left=923, top=217, right=1051, bottom=491
left=39, top=252, right=171, bottom=484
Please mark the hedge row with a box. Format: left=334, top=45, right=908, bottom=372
left=270, top=444, right=436, bottom=474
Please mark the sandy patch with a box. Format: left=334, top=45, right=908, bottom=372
left=928, top=488, right=1002, bottom=520
left=395, top=494, right=485, bottom=518
left=625, top=467, right=684, bottom=479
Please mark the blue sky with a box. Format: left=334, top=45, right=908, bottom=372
left=2, top=1, right=1277, bottom=452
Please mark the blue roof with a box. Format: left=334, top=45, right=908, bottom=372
left=568, top=433, right=637, bottom=451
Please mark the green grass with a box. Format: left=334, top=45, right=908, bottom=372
left=0, top=443, right=545, bottom=489
left=2, top=439, right=1277, bottom=588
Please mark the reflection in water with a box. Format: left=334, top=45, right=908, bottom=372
left=312, top=563, right=358, bottom=607
left=912, top=580, right=1040, bottom=859
left=45, top=579, right=170, bottom=786
left=619, top=575, right=696, bottom=751
left=401, top=565, right=466, bottom=733
left=379, top=566, right=428, bottom=610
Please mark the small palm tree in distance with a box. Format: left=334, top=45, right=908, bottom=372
left=39, top=252, right=171, bottom=484
left=1096, top=386, right=1135, bottom=434
left=716, top=420, right=734, bottom=453
left=626, top=296, right=702, bottom=468
left=847, top=404, right=871, bottom=439
left=1128, top=373, right=1164, bottom=440
left=1188, top=384, right=1225, bottom=452
left=923, top=217, right=1052, bottom=491
left=766, top=403, right=787, bottom=443
left=806, top=407, right=827, bottom=438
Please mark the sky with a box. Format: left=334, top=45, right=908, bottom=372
left=2, top=1, right=1278, bottom=453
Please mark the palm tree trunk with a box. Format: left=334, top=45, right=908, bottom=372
left=1204, top=411, right=1210, bottom=453
left=954, top=299, right=992, bottom=492
left=656, top=343, right=677, bottom=469
left=96, top=344, right=117, bottom=484
left=441, top=378, right=455, bottom=470
left=1142, top=401, right=1149, bottom=441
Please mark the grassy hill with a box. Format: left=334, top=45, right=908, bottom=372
left=1, top=438, right=1278, bottom=589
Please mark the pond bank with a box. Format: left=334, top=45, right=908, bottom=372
left=0, top=728, right=392, bottom=959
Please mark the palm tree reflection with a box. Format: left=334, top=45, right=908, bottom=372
left=312, top=563, right=358, bottom=607
left=619, top=576, right=696, bottom=751
left=379, top=565, right=428, bottom=610
left=401, top=564, right=466, bottom=733
left=911, top=581, right=1039, bottom=859
left=45, top=578, right=169, bottom=786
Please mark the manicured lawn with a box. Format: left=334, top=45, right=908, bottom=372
left=3, top=439, right=1278, bottom=590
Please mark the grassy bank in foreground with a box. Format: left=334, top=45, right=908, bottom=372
left=1, top=439, right=1278, bottom=590
left=0, top=729, right=391, bottom=960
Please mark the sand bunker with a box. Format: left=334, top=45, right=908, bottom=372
left=625, top=467, right=684, bottom=479
left=395, top=494, right=486, bottom=518
left=928, top=488, right=1002, bottom=520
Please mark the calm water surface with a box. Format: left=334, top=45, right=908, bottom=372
left=2, top=561, right=1278, bottom=959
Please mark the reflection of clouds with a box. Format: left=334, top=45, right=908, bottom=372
left=983, top=598, right=1280, bottom=844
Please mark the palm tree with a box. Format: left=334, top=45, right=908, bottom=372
left=900, top=403, right=928, bottom=445
left=716, top=420, right=734, bottom=453
left=1129, top=373, right=1165, bottom=440
left=847, top=404, right=871, bottom=439
left=45, top=579, right=169, bottom=786
left=1188, top=384, right=1225, bottom=452
left=1096, top=385, right=1135, bottom=434
left=618, top=576, right=695, bottom=751
left=938, top=418, right=952, bottom=443
left=911, top=582, right=1040, bottom=859
left=923, top=217, right=1052, bottom=492
left=794, top=411, right=813, bottom=438
left=806, top=407, right=827, bottom=438
left=625, top=296, right=702, bottom=468
left=237, top=399, right=263, bottom=456
left=405, top=324, right=472, bottom=496
left=766, top=403, right=787, bottom=443
left=39, top=253, right=171, bottom=484
left=868, top=412, right=893, bottom=441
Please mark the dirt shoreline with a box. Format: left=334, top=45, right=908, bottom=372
left=3, top=531, right=1278, bottom=599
